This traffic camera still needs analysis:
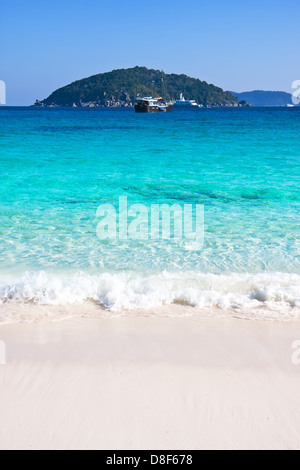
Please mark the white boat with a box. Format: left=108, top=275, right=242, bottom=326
left=175, top=93, right=199, bottom=108
left=287, top=104, right=294, bottom=108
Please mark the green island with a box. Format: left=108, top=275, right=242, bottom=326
left=34, top=66, right=249, bottom=108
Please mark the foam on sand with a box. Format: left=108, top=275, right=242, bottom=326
left=0, top=271, right=299, bottom=322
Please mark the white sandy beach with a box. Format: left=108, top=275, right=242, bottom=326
left=0, top=314, right=300, bottom=450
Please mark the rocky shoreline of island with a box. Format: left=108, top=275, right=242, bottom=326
left=34, top=99, right=250, bottom=109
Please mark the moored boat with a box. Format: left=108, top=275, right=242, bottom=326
left=135, top=97, right=174, bottom=113
left=175, top=93, right=199, bottom=108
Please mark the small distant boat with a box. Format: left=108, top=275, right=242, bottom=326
left=287, top=104, right=294, bottom=108
left=135, top=97, right=174, bottom=113
left=175, top=93, right=199, bottom=108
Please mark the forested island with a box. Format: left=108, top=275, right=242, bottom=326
left=34, top=66, right=247, bottom=108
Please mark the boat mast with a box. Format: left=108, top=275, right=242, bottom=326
left=161, top=71, right=165, bottom=99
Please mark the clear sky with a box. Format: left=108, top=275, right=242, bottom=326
left=1, top=0, right=299, bottom=105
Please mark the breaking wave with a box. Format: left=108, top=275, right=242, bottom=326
left=0, top=271, right=299, bottom=321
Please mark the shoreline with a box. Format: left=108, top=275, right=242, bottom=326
left=0, top=270, right=299, bottom=323
left=1, top=315, right=300, bottom=450
left=1, top=301, right=300, bottom=325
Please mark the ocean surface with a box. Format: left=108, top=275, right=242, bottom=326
left=0, top=106, right=299, bottom=321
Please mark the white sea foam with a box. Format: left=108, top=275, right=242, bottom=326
left=0, top=271, right=299, bottom=322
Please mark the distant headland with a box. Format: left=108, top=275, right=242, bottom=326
left=33, top=66, right=249, bottom=109
left=231, top=90, right=298, bottom=107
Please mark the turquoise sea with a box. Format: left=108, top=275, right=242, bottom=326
left=0, top=107, right=299, bottom=320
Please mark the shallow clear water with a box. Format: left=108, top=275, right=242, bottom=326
left=0, top=107, right=299, bottom=319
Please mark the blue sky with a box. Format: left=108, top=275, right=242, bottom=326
left=1, top=0, right=299, bottom=105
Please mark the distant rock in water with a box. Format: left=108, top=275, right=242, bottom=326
left=231, top=90, right=297, bottom=107
left=34, top=66, right=248, bottom=108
